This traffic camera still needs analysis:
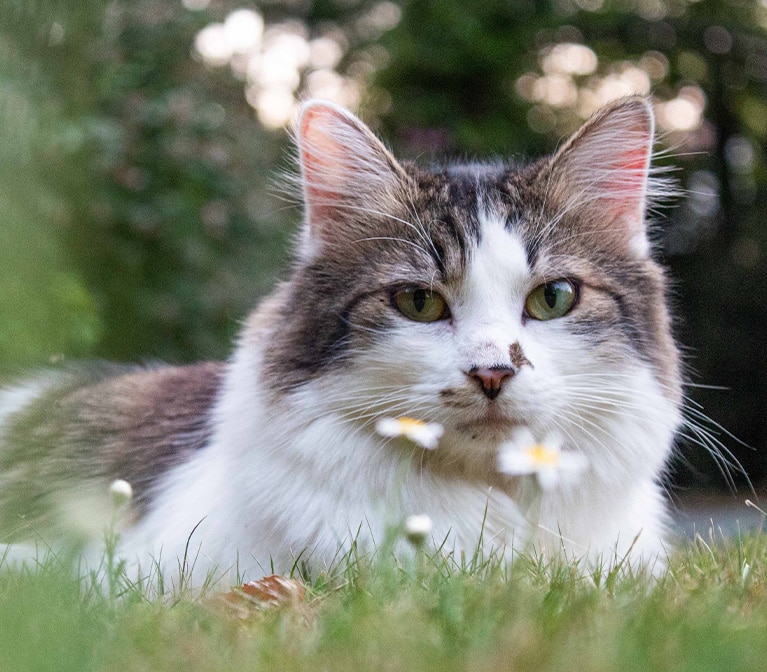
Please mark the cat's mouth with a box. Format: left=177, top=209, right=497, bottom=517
left=453, top=407, right=522, bottom=436
left=439, top=389, right=525, bottom=437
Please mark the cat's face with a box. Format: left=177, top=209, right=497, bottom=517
left=263, top=98, right=682, bottom=477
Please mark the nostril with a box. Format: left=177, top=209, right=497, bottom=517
left=467, top=366, right=517, bottom=400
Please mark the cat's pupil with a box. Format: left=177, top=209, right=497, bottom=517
left=414, top=289, right=427, bottom=312
left=544, top=284, right=558, bottom=308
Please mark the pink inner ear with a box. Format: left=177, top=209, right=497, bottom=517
left=300, top=108, right=346, bottom=228
left=607, top=145, right=649, bottom=220
left=620, top=147, right=649, bottom=184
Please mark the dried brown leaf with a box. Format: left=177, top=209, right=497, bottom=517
left=216, top=575, right=307, bottom=619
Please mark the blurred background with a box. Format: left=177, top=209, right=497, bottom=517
left=1, top=0, right=765, bottom=497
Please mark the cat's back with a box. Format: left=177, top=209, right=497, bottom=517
left=0, top=361, right=224, bottom=537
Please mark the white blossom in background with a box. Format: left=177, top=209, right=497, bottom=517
left=109, top=478, right=134, bottom=507
left=375, top=417, right=444, bottom=450
left=497, top=428, right=588, bottom=491
left=224, top=9, right=264, bottom=54
left=542, top=42, right=598, bottom=76
left=514, top=39, right=708, bottom=143
left=656, top=86, right=706, bottom=132
left=405, top=514, right=433, bottom=546
left=191, top=4, right=401, bottom=128
left=194, top=23, right=234, bottom=67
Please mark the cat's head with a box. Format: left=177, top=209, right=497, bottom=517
left=263, top=98, right=683, bottom=481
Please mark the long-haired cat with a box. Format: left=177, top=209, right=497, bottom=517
left=0, top=96, right=682, bottom=586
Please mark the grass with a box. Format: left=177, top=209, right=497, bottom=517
left=2, top=529, right=767, bottom=672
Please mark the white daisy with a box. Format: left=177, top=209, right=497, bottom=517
left=497, top=428, right=588, bottom=491
left=375, top=416, right=444, bottom=450
left=109, top=478, right=134, bottom=507
left=404, top=514, right=434, bottom=546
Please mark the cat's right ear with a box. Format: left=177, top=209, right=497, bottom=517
left=296, top=100, right=408, bottom=262
left=539, top=96, right=669, bottom=259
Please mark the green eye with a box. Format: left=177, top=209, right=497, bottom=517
left=525, top=279, right=578, bottom=321
left=393, top=287, right=450, bottom=322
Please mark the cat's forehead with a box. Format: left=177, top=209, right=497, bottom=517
left=410, top=161, right=521, bottom=202
left=409, top=161, right=537, bottom=226
left=402, top=162, right=539, bottom=274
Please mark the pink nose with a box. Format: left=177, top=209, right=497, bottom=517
left=467, top=366, right=517, bottom=400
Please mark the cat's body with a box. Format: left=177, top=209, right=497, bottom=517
left=0, top=97, right=682, bottom=586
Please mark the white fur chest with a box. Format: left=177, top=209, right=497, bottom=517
left=130, top=410, right=523, bottom=583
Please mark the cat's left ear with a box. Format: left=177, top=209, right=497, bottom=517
left=543, top=96, right=660, bottom=259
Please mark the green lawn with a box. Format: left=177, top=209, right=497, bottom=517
left=2, top=530, right=767, bottom=672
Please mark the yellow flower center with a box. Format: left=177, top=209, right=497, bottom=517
left=526, top=444, right=561, bottom=467
left=396, top=417, right=427, bottom=431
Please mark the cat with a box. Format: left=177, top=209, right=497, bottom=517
left=0, top=96, right=683, bottom=587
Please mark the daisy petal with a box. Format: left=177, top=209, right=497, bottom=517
left=375, top=417, right=443, bottom=450
left=496, top=429, right=588, bottom=490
